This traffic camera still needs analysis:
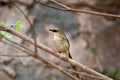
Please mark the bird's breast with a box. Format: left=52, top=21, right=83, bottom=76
left=54, top=35, right=69, bottom=53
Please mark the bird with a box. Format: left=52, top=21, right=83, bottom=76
left=49, top=28, right=72, bottom=58
left=49, top=27, right=80, bottom=79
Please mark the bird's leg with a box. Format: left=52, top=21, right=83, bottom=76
left=53, top=50, right=68, bottom=59
left=53, top=50, right=66, bottom=58
left=53, top=49, right=59, bottom=53
left=60, top=53, right=66, bottom=57
left=60, top=53, right=68, bottom=60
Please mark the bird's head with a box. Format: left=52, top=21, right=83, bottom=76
left=49, top=27, right=64, bottom=33
left=49, top=28, right=59, bottom=33
left=49, top=28, right=65, bottom=37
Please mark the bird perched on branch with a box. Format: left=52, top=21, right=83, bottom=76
left=49, top=27, right=80, bottom=79
left=49, top=28, right=71, bottom=58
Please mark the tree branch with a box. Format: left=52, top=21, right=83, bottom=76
left=3, top=35, right=78, bottom=80
left=0, top=54, right=29, bottom=57
left=12, top=2, right=38, bottom=56
left=0, top=25, right=112, bottom=80
left=35, top=0, right=120, bottom=19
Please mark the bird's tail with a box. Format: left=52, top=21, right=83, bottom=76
left=69, top=53, right=73, bottom=59
left=69, top=53, right=80, bottom=79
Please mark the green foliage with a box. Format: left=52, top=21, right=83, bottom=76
left=0, top=21, right=7, bottom=41
left=15, top=20, right=22, bottom=32
left=1, top=31, right=7, bottom=35
left=0, top=20, right=22, bottom=41
left=1, top=31, right=13, bottom=41
left=0, top=21, right=5, bottom=25
left=110, top=67, right=120, bottom=79
left=101, top=68, right=120, bottom=80
left=88, top=47, right=96, bottom=54
left=1, top=31, right=8, bottom=41
left=101, top=69, right=108, bottom=75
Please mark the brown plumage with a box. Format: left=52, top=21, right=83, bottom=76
left=49, top=28, right=70, bottom=58
left=49, top=28, right=80, bottom=79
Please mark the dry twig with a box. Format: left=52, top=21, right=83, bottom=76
left=3, top=36, right=79, bottom=80
left=35, top=0, right=120, bottom=19
left=0, top=25, right=112, bottom=80
left=12, top=2, right=38, bottom=56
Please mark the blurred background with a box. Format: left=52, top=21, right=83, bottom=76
left=0, top=0, right=120, bottom=80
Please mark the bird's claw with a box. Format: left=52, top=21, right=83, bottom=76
left=60, top=53, right=68, bottom=60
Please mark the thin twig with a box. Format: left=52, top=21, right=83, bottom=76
left=65, top=69, right=104, bottom=80
left=50, top=0, right=70, bottom=9
left=0, top=36, right=30, bottom=57
left=0, top=54, right=29, bottom=57
left=4, top=36, right=79, bottom=80
left=0, top=25, right=112, bottom=80
left=12, top=3, right=38, bottom=56
left=2, top=69, right=16, bottom=80
left=35, top=0, right=120, bottom=18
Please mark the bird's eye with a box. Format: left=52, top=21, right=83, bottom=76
left=49, top=29, right=58, bottom=32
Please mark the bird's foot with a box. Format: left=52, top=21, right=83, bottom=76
left=53, top=50, right=61, bottom=53
left=60, top=53, right=68, bottom=60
